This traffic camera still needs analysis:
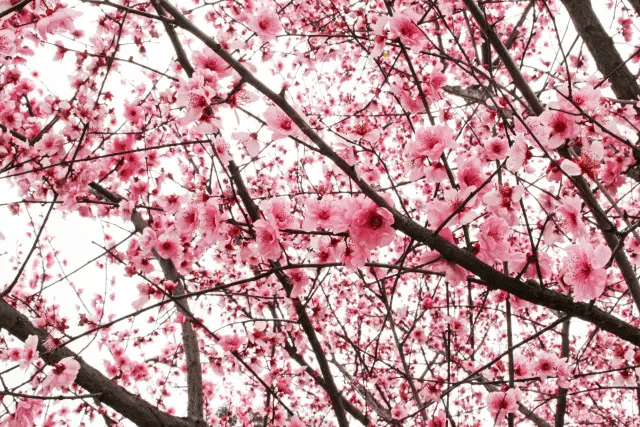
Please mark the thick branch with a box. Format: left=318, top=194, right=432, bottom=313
left=0, top=300, right=193, bottom=427
left=560, top=0, right=640, bottom=100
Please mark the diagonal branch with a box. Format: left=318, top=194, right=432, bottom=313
left=0, top=299, right=193, bottom=427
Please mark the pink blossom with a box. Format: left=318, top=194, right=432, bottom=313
left=124, top=103, right=143, bottom=125
left=484, top=136, right=509, bottom=161
left=390, top=12, right=425, bottom=49
left=36, top=8, right=82, bottom=39
left=532, top=350, right=558, bottom=380
left=199, top=201, right=225, bottom=242
left=390, top=404, right=407, bottom=420
left=557, top=196, right=586, bottom=238
left=263, top=198, right=296, bottom=229
left=478, top=215, right=514, bottom=264
left=302, top=197, right=341, bottom=231
left=406, top=125, right=455, bottom=162
left=0, top=30, right=15, bottom=56
left=340, top=241, right=370, bottom=270
left=192, top=50, right=230, bottom=76
left=287, top=269, right=309, bottom=298
left=264, top=106, right=298, bottom=140
left=487, top=388, right=519, bottom=418
left=428, top=188, right=478, bottom=228
left=560, top=139, right=603, bottom=178
left=347, top=199, right=395, bottom=250
left=288, top=416, right=305, bottom=427
left=506, top=135, right=530, bottom=171
left=541, top=109, right=575, bottom=149
left=176, top=73, right=217, bottom=125
left=254, top=218, right=282, bottom=260
left=248, top=9, right=282, bottom=42
left=19, top=335, right=39, bottom=370
left=563, top=241, right=611, bottom=301
left=421, top=229, right=468, bottom=285
left=155, top=232, right=181, bottom=260
left=40, top=357, right=80, bottom=393
left=212, top=136, right=231, bottom=163
left=175, top=204, right=199, bottom=234
left=0, top=398, right=43, bottom=427
left=218, top=334, right=246, bottom=352
left=457, top=157, right=485, bottom=190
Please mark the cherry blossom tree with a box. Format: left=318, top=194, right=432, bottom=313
left=1, top=0, right=640, bottom=426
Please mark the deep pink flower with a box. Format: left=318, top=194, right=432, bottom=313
left=563, top=241, right=611, bottom=301
left=347, top=199, right=395, bottom=250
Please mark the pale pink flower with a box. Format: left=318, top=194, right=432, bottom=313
left=199, top=201, right=225, bottom=242
left=254, top=218, right=282, bottom=260
left=124, top=103, right=143, bottom=125
left=557, top=196, right=586, bottom=238
left=532, top=350, right=558, bottom=381
left=457, top=157, right=485, bottom=190
left=406, top=125, right=455, bottom=162
left=390, top=404, right=407, bottom=420
left=303, top=197, right=341, bottom=231
left=0, top=30, right=15, bottom=56
left=218, top=334, right=246, bottom=352
left=487, top=388, right=519, bottom=418
left=175, top=205, right=199, bottom=234
left=155, top=232, right=181, bottom=260
left=484, top=136, right=509, bottom=161
left=249, top=9, right=282, bottom=42
left=428, top=188, right=478, bottom=228
left=176, top=73, right=216, bottom=125
left=390, top=12, right=425, bottom=49
left=19, top=335, right=39, bottom=370
left=36, top=8, right=82, bottom=39
left=212, top=136, right=231, bottom=163
left=192, top=50, right=230, bottom=77
left=563, top=241, right=611, bottom=301
left=264, top=106, right=298, bottom=140
left=506, top=135, right=530, bottom=171
left=0, top=398, right=43, bottom=427
left=40, top=357, right=80, bottom=393
left=560, top=139, right=603, bottom=178
left=263, top=198, right=296, bottom=229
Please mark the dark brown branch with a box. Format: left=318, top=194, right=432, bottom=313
left=560, top=0, right=640, bottom=100
left=0, top=300, right=193, bottom=427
